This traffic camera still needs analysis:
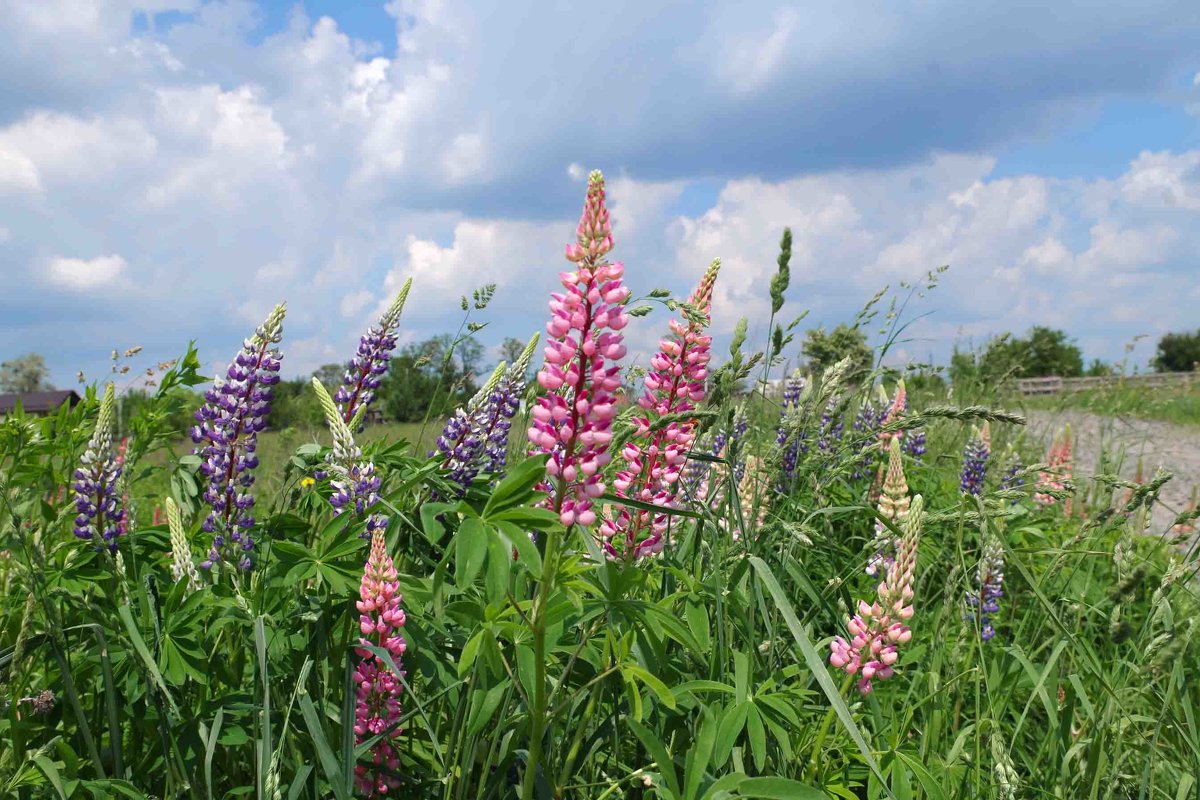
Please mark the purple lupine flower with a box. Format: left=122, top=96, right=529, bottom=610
left=477, top=336, right=538, bottom=475
left=193, top=304, right=285, bottom=572
left=776, top=370, right=806, bottom=488
left=966, top=532, right=1004, bottom=641
left=335, top=279, right=412, bottom=426
left=72, top=383, right=126, bottom=553
left=850, top=395, right=883, bottom=480
left=313, top=378, right=387, bottom=540
left=904, top=429, right=926, bottom=460
left=960, top=423, right=990, bottom=496
left=817, top=398, right=843, bottom=453
left=1000, top=460, right=1022, bottom=491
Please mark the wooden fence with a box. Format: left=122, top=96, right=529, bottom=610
left=1014, top=371, right=1198, bottom=396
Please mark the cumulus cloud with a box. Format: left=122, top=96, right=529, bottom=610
left=0, top=1, right=1197, bottom=383
left=46, top=254, right=128, bottom=290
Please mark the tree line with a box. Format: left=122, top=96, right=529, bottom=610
left=2, top=327, right=1198, bottom=429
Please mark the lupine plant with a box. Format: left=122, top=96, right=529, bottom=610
left=2, top=172, right=1199, bottom=800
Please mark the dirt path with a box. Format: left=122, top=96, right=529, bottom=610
left=1021, top=410, right=1199, bottom=532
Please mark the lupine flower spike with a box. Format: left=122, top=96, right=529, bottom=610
left=164, top=497, right=201, bottom=593
left=776, top=369, right=806, bottom=488
left=313, top=378, right=386, bottom=540
left=878, top=380, right=907, bottom=444
left=528, top=170, right=630, bottom=527
left=353, top=527, right=408, bottom=796
left=960, top=423, right=990, bottom=496
left=601, top=260, right=719, bottom=559
left=192, top=303, right=285, bottom=572
left=434, top=333, right=540, bottom=494
left=966, top=528, right=1005, bottom=641
left=337, top=279, right=412, bottom=425
left=1035, top=426, right=1072, bottom=510
left=433, top=361, right=507, bottom=492
left=72, top=383, right=126, bottom=553
left=830, top=494, right=925, bottom=694
left=867, top=437, right=910, bottom=577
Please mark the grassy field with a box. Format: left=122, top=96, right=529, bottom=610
left=1019, top=382, right=1200, bottom=426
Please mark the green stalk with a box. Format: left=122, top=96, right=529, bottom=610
left=521, top=524, right=560, bottom=800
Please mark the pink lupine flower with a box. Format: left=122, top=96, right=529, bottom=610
left=877, top=380, right=907, bottom=445
left=1035, top=426, right=1073, bottom=511
left=353, top=528, right=408, bottom=796
left=830, top=494, right=924, bottom=694
left=600, top=260, right=720, bottom=559
left=528, top=170, right=630, bottom=528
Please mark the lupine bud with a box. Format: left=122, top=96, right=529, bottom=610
left=353, top=527, right=407, bottom=797
left=165, top=497, right=201, bottom=593
left=193, top=303, right=285, bottom=572
left=830, top=495, right=924, bottom=694
left=867, top=438, right=910, bottom=577
left=72, top=383, right=126, bottom=553
left=528, top=171, right=629, bottom=528
left=336, top=279, right=412, bottom=425
left=601, top=260, right=719, bottom=559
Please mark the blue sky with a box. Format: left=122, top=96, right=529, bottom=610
left=1, top=0, right=1199, bottom=387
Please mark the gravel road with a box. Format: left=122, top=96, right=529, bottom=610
left=1022, top=410, right=1198, bottom=532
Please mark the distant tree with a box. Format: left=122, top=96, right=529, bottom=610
left=268, top=379, right=323, bottom=430
left=1020, top=326, right=1083, bottom=378
left=0, top=353, right=54, bottom=393
left=1152, top=330, right=1200, bottom=373
left=1085, top=358, right=1112, bottom=377
left=801, top=324, right=873, bottom=376
left=499, top=337, right=527, bottom=365
left=382, top=335, right=482, bottom=423
left=312, top=363, right=347, bottom=389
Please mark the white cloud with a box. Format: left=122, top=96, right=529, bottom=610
left=340, top=289, right=374, bottom=318
left=45, top=254, right=128, bottom=290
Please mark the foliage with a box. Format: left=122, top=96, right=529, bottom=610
left=1152, top=329, right=1200, bottom=373
left=382, top=335, right=483, bottom=423
left=801, top=324, right=872, bottom=377
left=0, top=353, right=54, bottom=394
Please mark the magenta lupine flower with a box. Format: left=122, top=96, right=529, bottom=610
left=336, top=279, right=412, bottom=425
left=830, top=494, right=924, bottom=694
left=72, top=383, right=126, bottom=553
left=527, top=170, right=629, bottom=528
left=353, top=527, right=407, bottom=797
left=600, top=259, right=720, bottom=559
left=877, top=380, right=907, bottom=445
left=192, top=304, right=285, bottom=572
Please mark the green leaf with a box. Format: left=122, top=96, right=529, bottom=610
left=737, top=777, right=827, bottom=799
left=684, top=708, right=718, bottom=800
left=467, top=683, right=509, bottom=736
left=628, top=717, right=682, bottom=798
left=456, top=518, right=488, bottom=586
left=483, top=454, right=549, bottom=517
left=297, top=692, right=350, bottom=800
left=32, top=758, right=66, bottom=800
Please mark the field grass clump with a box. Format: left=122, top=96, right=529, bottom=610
left=1, top=172, right=1198, bottom=799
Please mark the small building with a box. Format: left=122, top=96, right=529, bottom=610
left=0, top=390, right=82, bottom=417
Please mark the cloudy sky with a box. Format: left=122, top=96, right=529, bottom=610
left=2, top=0, right=1199, bottom=385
